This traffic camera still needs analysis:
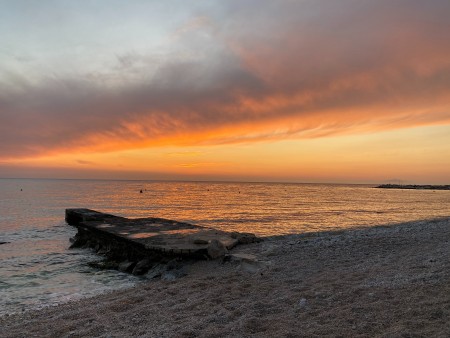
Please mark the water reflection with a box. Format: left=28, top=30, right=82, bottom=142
left=0, top=179, right=449, bottom=316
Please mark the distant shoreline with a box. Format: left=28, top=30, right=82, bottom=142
left=377, top=184, right=450, bottom=190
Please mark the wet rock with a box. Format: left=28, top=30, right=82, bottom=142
left=118, top=261, right=136, bottom=273
left=97, top=246, right=110, bottom=255
left=166, top=258, right=183, bottom=270
left=132, top=258, right=153, bottom=275
left=207, top=239, right=228, bottom=259
left=69, top=234, right=86, bottom=248
left=146, top=264, right=166, bottom=279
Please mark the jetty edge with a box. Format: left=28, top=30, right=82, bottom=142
left=65, top=208, right=261, bottom=277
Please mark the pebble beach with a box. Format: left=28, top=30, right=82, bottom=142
left=1, top=217, right=449, bottom=337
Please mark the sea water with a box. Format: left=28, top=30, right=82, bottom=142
left=1, top=178, right=449, bottom=315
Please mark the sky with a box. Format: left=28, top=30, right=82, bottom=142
left=1, top=0, right=450, bottom=183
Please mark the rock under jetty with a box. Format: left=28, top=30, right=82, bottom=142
left=376, top=184, right=450, bottom=190
left=66, top=209, right=261, bottom=276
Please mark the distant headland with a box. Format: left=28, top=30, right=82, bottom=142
left=377, top=184, right=450, bottom=190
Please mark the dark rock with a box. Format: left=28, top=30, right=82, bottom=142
left=166, top=258, right=183, bottom=270
left=69, top=235, right=86, bottom=248
left=146, top=264, right=166, bottom=279
left=97, top=247, right=110, bottom=255
left=132, top=258, right=153, bottom=275
left=118, top=261, right=136, bottom=273
left=0, top=241, right=10, bottom=245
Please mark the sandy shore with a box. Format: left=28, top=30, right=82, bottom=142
left=1, top=217, right=449, bottom=337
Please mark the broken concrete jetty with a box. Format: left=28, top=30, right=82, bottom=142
left=66, top=209, right=261, bottom=276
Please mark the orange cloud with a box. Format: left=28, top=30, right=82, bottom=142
left=1, top=0, right=449, bottom=162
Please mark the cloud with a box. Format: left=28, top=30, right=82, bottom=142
left=76, top=159, right=95, bottom=165
left=1, top=0, right=449, bottom=160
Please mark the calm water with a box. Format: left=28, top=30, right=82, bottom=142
left=1, top=178, right=449, bottom=315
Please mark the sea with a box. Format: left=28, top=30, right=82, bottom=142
left=1, top=178, right=449, bottom=316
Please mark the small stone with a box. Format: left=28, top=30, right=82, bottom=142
left=298, top=298, right=307, bottom=308
left=207, top=239, right=228, bottom=259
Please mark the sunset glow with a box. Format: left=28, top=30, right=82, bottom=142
left=1, top=0, right=450, bottom=183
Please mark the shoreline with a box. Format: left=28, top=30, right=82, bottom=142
left=2, top=217, right=449, bottom=337
left=376, top=184, right=450, bottom=190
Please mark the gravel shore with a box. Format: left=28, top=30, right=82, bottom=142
left=2, top=217, right=449, bottom=337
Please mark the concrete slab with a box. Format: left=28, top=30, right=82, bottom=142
left=66, top=209, right=257, bottom=258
